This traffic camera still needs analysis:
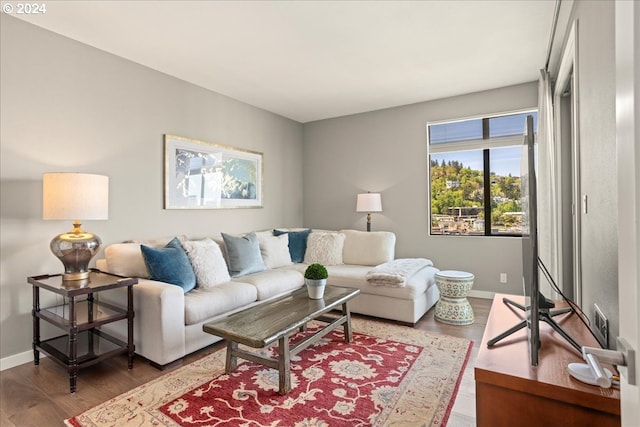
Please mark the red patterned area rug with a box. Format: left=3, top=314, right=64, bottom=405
left=65, top=318, right=472, bottom=427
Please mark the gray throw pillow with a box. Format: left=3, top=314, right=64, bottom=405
left=221, top=232, right=266, bottom=277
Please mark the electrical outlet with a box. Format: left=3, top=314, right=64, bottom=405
left=500, top=273, right=507, bottom=283
left=593, top=304, right=609, bottom=348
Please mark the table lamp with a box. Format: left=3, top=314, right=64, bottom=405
left=43, top=173, right=109, bottom=281
left=356, top=192, right=382, bottom=232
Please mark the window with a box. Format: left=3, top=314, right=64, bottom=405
left=428, top=111, right=537, bottom=236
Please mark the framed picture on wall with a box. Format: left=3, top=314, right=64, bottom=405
left=164, top=134, right=263, bottom=209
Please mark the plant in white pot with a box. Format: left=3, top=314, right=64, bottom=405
left=304, top=263, right=328, bottom=299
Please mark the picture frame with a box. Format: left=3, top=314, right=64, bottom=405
left=164, top=134, right=263, bottom=209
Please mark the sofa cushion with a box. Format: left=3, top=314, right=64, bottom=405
left=304, top=232, right=345, bottom=265
left=273, top=228, right=311, bottom=263
left=340, top=229, right=396, bottom=266
left=324, top=264, right=437, bottom=301
left=105, top=243, right=150, bottom=279
left=257, top=233, right=292, bottom=269
left=232, top=268, right=304, bottom=300
left=141, top=237, right=196, bottom=293
left=221, top=232, right=266, bottom=277
left=182, top=238, right=231, bottom=289
left=183, top=281, right=257, bottom=325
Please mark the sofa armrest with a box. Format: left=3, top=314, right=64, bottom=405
left=99, top=278, right=186, bottom=367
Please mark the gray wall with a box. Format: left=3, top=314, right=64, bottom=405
left=0, top=16, right=304, bottom=361
left=303, top=82, right=538, bottom=296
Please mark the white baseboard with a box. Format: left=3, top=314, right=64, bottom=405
left=468, top=290, right=495, bottom=300
left=0, top=350, right=41, bottom=371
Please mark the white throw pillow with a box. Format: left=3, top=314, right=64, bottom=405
left=304, top=232, right=345, bottom=265
left=257, top=233, right=292, bottom=269
left=182, top=239, right=231, bottom=289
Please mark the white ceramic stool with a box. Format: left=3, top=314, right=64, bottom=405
left=434, top=270, right=474, bottom=325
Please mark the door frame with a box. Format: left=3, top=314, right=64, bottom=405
left=553, top=21, right=582, bottom=305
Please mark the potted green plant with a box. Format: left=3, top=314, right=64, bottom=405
left=304, top=263, right=328, bottom=299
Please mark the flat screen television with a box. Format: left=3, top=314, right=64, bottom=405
left=488, top=115, right=581, bottom=365
left=521, top=114, right=544, bottom=365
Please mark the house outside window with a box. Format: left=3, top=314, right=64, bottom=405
left=428, top=110, right=538, bottom=236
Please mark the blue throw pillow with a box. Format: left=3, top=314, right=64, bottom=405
left=221, top=232, right=266, bottom=277
left=141, top=237, right=196, bottom=293
left=273, top=228, right=312, bottom=263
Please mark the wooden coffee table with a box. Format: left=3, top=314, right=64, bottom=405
left=203, top=285, right=360, bottom=395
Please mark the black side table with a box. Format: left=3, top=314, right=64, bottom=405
left=28, top=269, right=137, bottom=393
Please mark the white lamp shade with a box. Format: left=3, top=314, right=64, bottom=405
left=43, top=173, right=109, bottom=220
left=356, top=193, right=382, bottom=212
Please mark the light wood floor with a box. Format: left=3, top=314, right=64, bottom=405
left=0, top=297, right=492, bottom=427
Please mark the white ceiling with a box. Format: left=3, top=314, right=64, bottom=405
left=12, top=1, right=556, bottom=123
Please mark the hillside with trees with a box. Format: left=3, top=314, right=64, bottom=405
left=430, top=159, right=522, bottom=234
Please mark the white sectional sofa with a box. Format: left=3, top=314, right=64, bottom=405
left=96, top=229, right=440, bottom=368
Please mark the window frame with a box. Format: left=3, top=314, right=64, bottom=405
left=427, top=108, right=538, bottom=237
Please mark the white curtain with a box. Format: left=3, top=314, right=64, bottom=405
left=537, top=68, right=559, bottom=292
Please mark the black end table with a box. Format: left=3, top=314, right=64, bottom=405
left=28, top=269, right=137, bottom=393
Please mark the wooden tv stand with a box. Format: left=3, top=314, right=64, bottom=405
left=475, top=294, right=620, bottom=427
